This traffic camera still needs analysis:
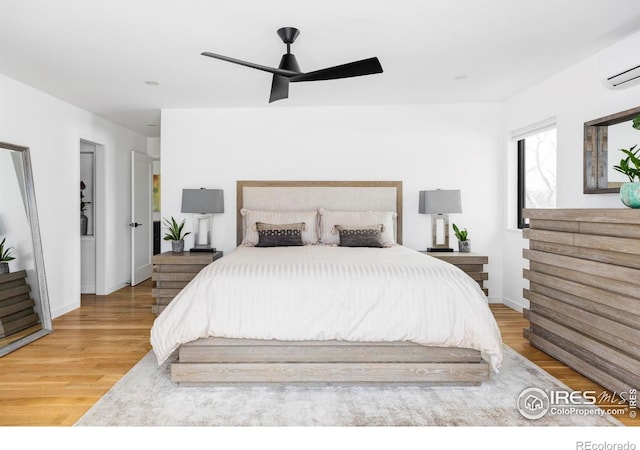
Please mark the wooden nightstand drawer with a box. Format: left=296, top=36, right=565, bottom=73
left=421, top=251, right=489, bottom=296
left=151, top=250, right=223, bottom=315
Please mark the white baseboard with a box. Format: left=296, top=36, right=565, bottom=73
left=51, top=301, right=80, bottom=319
left=81, top=285, right=96, bottom=294
left=101, top=281, right=129, bottom=296
left=501, top=296, right=528, bottom=313
left=53, top=282, right=127, bottom=317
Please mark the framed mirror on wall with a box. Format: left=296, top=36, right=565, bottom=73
left=584, top=105, right=640, bottom=194
left=0, top=141, right=52, bottom=356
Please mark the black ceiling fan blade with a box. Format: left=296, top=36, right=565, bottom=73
left=290, top=57, right=383, bottom=82
left=201, top=52, right=300, bottom=77
left=269, top=75, right=289, bottom=103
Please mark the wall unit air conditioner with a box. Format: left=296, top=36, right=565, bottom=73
left=599, top=31, right=640, bottom=89
left=605, top=64, right=640, bottom=88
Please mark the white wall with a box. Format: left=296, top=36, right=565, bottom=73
left=0, top=74, right=148, bottom=317
left=161, top=103, right=506, bottom=301
left=147, top=137, right=161, bottom=159
left=501, top=30, right=640, bottom=310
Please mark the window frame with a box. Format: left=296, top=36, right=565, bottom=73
left=514, top=119, right=557, bottom=230
left=517, top=138, right=527, bottom=229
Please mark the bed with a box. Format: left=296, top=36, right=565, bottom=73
left=150, top=181, right=503, bottom=386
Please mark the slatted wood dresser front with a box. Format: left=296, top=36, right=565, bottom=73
left=522, top=208, right=640, bottom=395
left=151, top=251, right=223, bottom=315
left=0, top=270, right=41, bottom=342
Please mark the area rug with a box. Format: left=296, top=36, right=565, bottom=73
left=75, top=345, right=621, bottom=426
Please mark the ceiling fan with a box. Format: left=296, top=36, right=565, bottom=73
left=201, top=27, right=383, bottom=103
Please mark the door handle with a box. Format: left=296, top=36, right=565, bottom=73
left=129, top=222, right=142, bottom=228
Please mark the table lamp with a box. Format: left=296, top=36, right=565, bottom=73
left=419, top=189, right=462, bottom=252
left=181, top=188, right=224, bottom=252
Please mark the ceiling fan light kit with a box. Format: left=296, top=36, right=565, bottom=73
left=201, top=27, right=383, bottom=103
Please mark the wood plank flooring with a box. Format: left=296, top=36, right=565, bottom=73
left=0, top=280, right=636, bottom=426
left=0, top=280, right=154, bottom=426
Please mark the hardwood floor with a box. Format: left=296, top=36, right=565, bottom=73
left=0, top=281, right=636, bottom=426
left=0, top=280, right=154, bottom=426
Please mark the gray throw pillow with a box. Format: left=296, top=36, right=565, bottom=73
left=255, top=222, right=305, bottom=247
left=335, top=224, right=384, bottom=248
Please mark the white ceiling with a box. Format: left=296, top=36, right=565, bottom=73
left=2, top=0, right=640, bottom=138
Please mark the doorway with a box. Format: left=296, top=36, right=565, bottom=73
left=130, top=151, right=154, bottom=285
left=79, top=140, right=106, bottom=294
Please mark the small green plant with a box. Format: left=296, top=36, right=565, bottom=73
left=162, top=217, right=190, bottom=241
left=452, top=223, right=468, bottom=241
left=613, top=114, right=640, bottom=182
left=613, top=145, right=640, bottom=182
left=0, top=237, right=16, bottom=262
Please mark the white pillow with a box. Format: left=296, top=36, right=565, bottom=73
left=240, top=209, right=319, bottom=246
left=318, top=208, right=397, bottom=246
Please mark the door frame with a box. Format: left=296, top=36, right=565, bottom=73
left=130, top=151, right=153, bottom=285
left=79, top=138, right=107, bottom=295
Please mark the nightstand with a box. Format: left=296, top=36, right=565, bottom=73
left=422, top=251, right=489, bottom=296
left=151, top=250, right=223, bottom=315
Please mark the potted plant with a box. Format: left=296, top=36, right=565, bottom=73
left=452, top=223, right=470, bottom=253
left=163, top=216, right=191, bottom=253
left=613, top=114, right=640, bottom=208
left=0, top=237, right=16, bottom=274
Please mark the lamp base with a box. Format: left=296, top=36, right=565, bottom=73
left=426, top=247, right=454, bottom=252
left=190, top=247, right=216, bottom=253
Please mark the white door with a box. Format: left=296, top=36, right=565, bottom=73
left=131, top=151, right=153, bottom=285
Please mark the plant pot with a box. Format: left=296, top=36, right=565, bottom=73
left=0, top=262, right=9, bottom=274
left=458, top=240, right=470, bottom=253
left=171, top=240, right=184, bottom=253
left=80, top=213, right=88, bottom=235
left=620, top=182, right=640, bottom=208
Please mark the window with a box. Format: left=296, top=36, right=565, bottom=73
left=516, top=126, right=557, bottom=229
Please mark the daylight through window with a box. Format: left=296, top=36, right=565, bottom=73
left=517, top=128, right=557, bottom=228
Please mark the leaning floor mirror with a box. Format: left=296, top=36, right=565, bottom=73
left=0, top=141, right=52, bottom=356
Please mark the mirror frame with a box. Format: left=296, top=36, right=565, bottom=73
left=0, top=141, right=52, bottom=356
left=584, top=105, right=640, bottom=194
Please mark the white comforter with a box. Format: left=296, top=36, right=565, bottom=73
left=150, top=245, right=504, bottom=371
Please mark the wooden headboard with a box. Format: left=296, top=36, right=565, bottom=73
left=236, top=180, right=403, bottom=246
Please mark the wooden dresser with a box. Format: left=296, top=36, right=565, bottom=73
left=151, top=251, right=223, bottom=315
left=0, top=270, right=41, bottom=341
left=423, top=251, right=489, bottom=296
left=522, top=208, right=640, bottom=395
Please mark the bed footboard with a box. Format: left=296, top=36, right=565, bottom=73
left=171, top=338, right=489, bottom=386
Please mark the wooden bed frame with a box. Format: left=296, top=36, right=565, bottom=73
left=170, top=181, right=490, bottom=386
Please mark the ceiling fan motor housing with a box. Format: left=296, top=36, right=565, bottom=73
left=279, top=53, right=301, bottom=72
